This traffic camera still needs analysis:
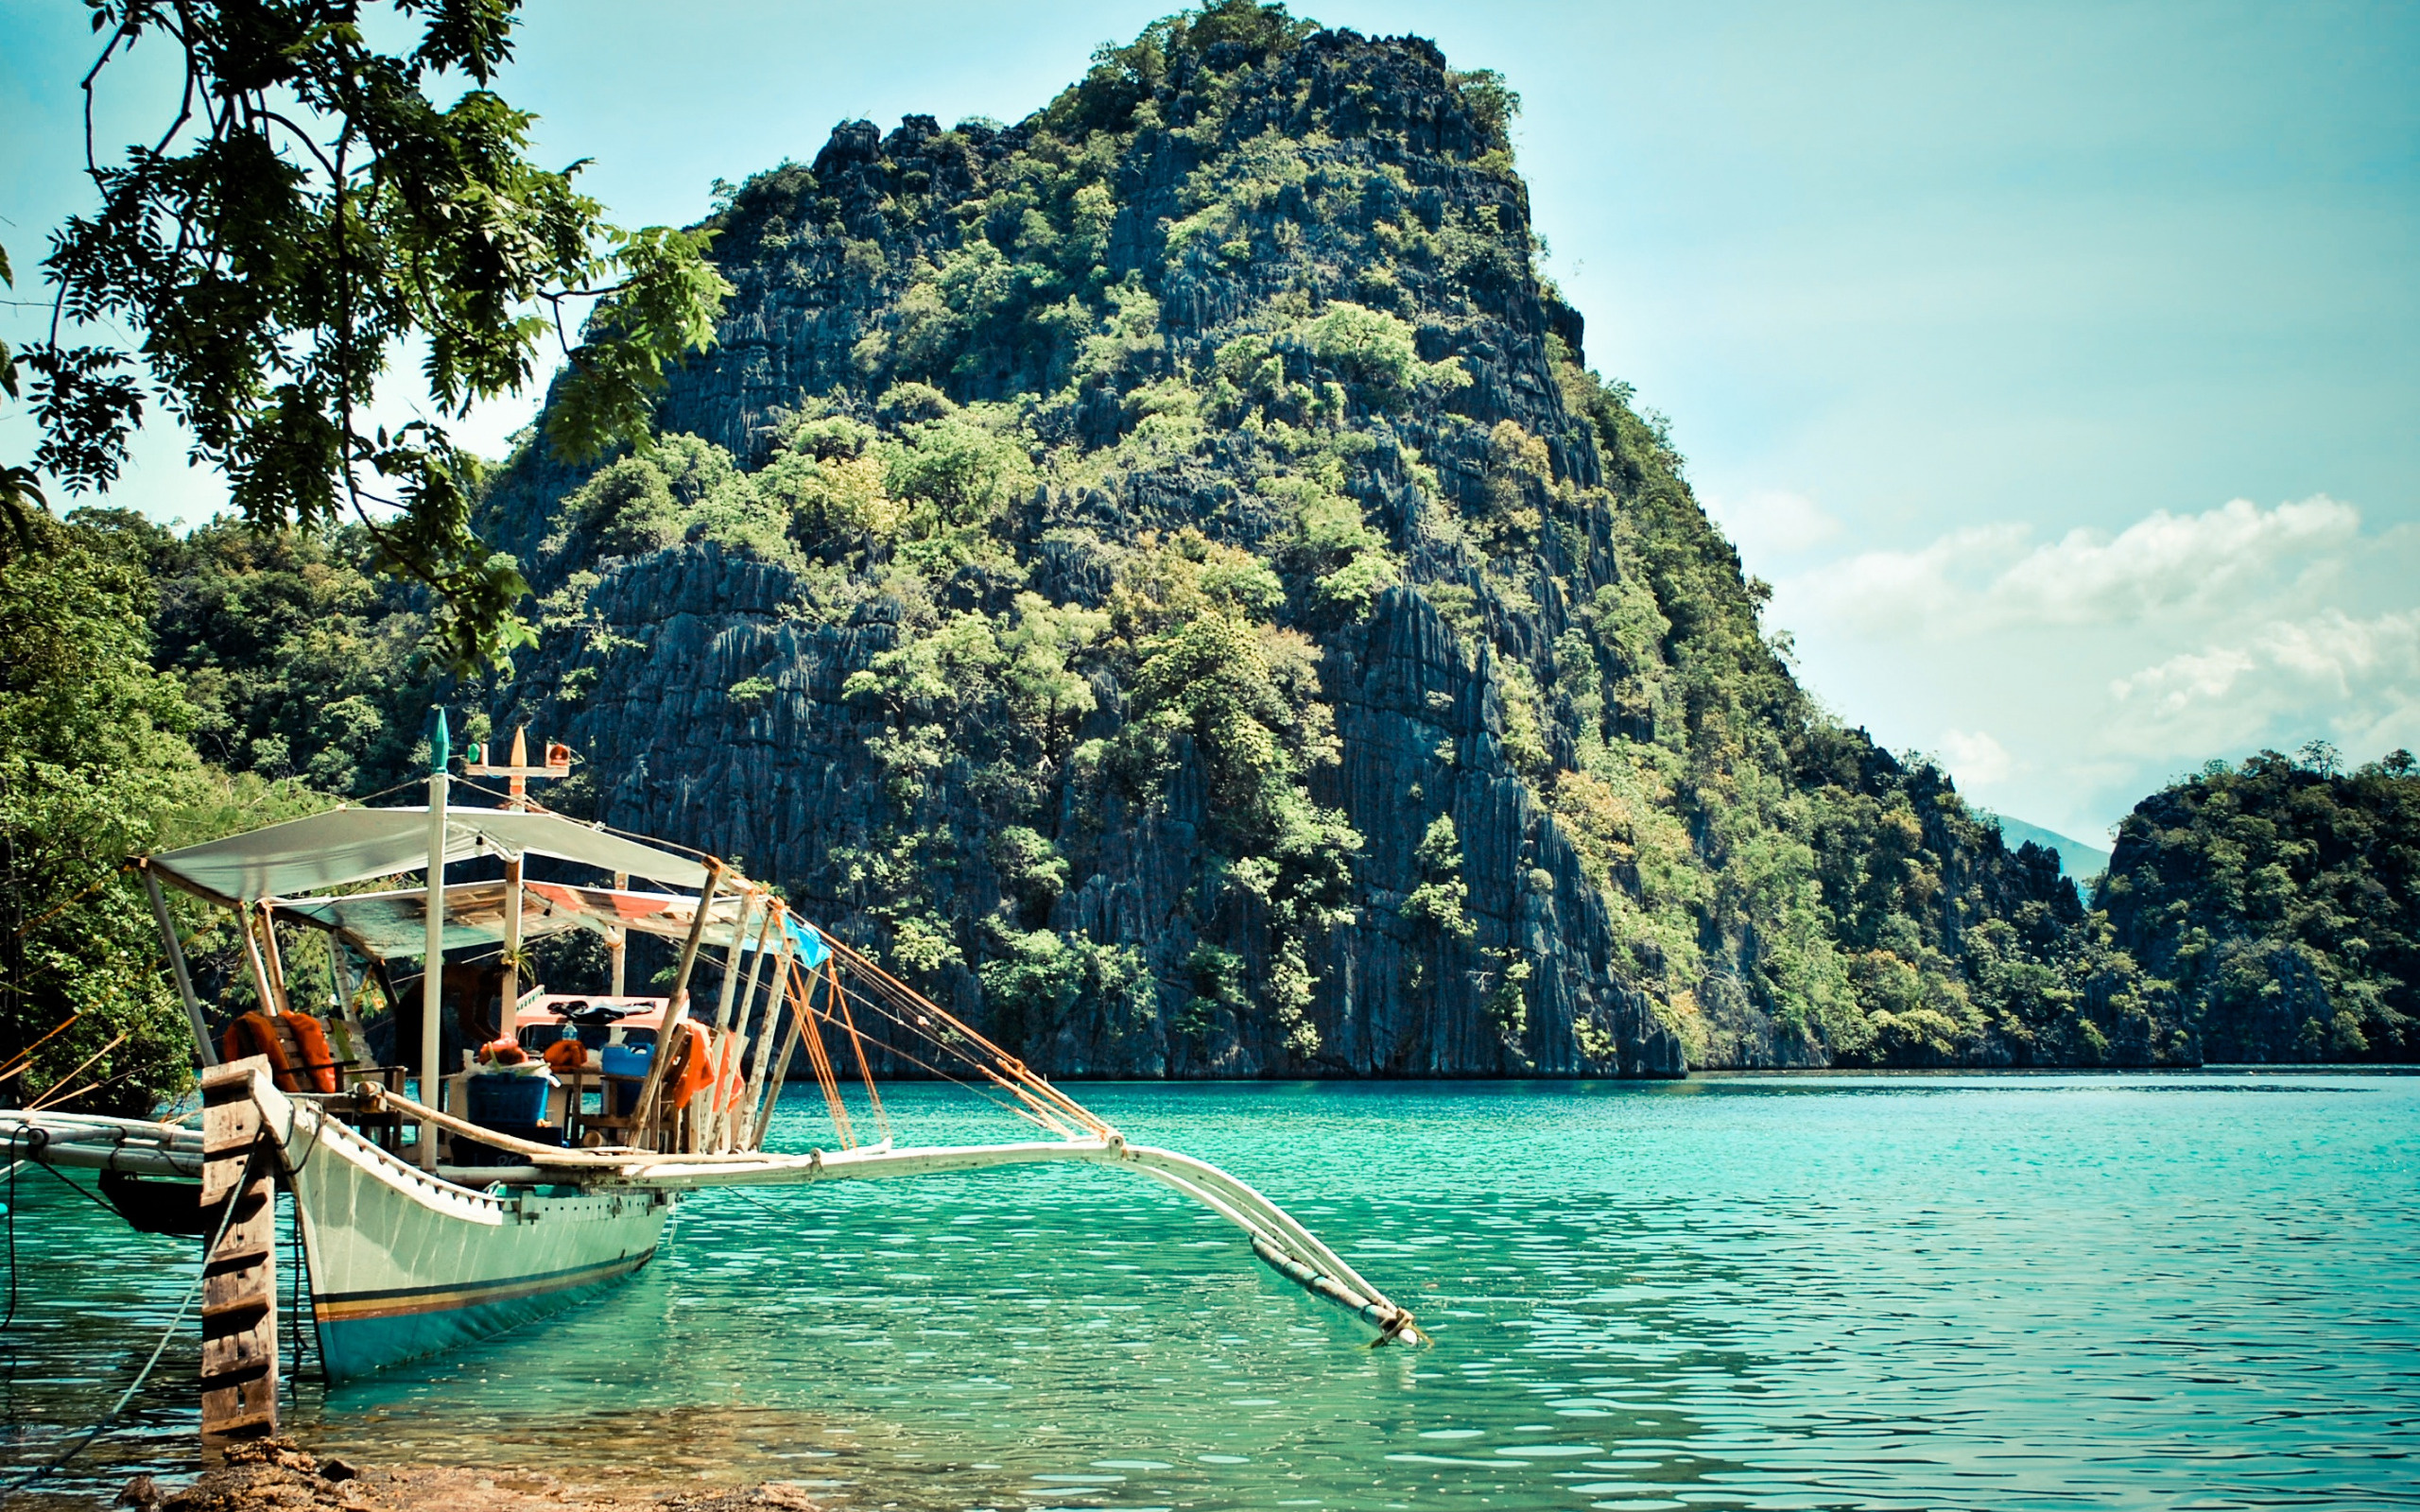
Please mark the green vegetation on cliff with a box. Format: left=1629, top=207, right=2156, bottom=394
left=2098, top=747, right=2417, bottom=1062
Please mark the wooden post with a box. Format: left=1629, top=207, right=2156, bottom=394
left=714, top=907, right=779, bottom=1151
left=256, top=903, right=292, bottom=1015
left=731, top=913, right=790, bottom=1150
left=506, top=728, right=529, bottom=810
left=499, top=853, right=524, bottom=1032
left=142, top=864, right=217, bottom=1067
left=419, top=710, right=450, bottom=1169
left=498, top=729, right=528, bottom=1036
left=608, top=871, right=629, bottom=997
left=199, top=1059, right=277, bottom=1443
left=629, top=863, right=722, bottom=1150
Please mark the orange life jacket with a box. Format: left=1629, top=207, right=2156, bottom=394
left=667, top=1021, right=718, bottom=1110
left=219, top=1010, right=341, bottom=1094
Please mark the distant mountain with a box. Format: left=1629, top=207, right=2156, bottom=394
left=1981, top=814, right=2111, bottom=883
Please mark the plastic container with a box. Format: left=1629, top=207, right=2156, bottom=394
left=465, top=1073, right=550, bottom=1125
left=600, top=1043, right=652, bottom=1078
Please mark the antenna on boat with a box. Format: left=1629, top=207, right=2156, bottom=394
left=463, top=725, right=574, bottom=811
left=419, top=706, right=449, bottom=1169
left=462, top=727, right=576, bottom=1017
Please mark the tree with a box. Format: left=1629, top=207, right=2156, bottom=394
left=12, top=0, right=731, bottom=670
left=0, top=515, right=204, bottom=1113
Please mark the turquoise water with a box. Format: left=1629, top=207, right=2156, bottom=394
left=6, top=1075, right=2417, bottom=1509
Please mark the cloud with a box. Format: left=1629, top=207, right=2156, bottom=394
left=1761, top=491, right=2420, bottom=835
left=2108, top=608, right=2420, bottom=756
left=1793, top=523, right=2025, bottom=630
left=1703, top=489, right=1843, bottom=557
left=1790, top=495, right=2361, bottom=635
left=1937, top=728, right=2016, bottom=787
left=1994, top=496, right=2358, bottom=623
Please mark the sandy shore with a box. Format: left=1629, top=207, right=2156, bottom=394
left=125, top=1440, right=823, bottom=1512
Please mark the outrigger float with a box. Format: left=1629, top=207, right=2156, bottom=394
left=2, top=722, right=1418, bottom=1440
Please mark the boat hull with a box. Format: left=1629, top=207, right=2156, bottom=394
left=283, top=1113, right=672, bottom=1383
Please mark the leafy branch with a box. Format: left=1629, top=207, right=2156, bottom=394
left=10, top=0, right=732, bottom=670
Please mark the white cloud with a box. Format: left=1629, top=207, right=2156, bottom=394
left=1794, top=523, right=2024, bottom=630
left=2108, top=645, right=2259, bottom=713
left=1763, top=491, right=2420, bottom=835
left=1993, top=495, right=2358, bottom=623
left=2108, top=609, right=2420, bottom=756
left=1703, top=489, right=1843, bottom=557
left=1937, top=728, right=2016, bottom=787
left=1790, top=495, right=2362, bottom=635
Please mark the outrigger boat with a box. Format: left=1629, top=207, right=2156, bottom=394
left=3, top=721, right=1418, bottom=1437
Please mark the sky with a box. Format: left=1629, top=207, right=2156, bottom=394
left=3, top=1, right=2414, bottom=842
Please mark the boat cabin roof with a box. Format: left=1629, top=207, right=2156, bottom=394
left=147, top=804, right=713, bottom=906
left=265, top=880, right=825, bottom=966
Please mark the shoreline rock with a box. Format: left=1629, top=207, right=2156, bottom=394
left=136, top=1440, right=821, bottom=1512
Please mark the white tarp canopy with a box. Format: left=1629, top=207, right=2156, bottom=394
left=270, top=881, right=817, bottom=964
left=147, top=805, right=716, bottom=905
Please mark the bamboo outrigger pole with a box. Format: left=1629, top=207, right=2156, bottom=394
left=706, top=904, right=778, bottom=1151
left=328, top=945, right=371, bottom=1068
left=733, top=911, right=797, bottom=1151
left=238, top=907, right=280, bottom=1025
left=257, top=902, right=292, bottom=1014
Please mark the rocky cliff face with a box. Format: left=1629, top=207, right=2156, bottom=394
left=473, top=5, right=2109, bottom=1076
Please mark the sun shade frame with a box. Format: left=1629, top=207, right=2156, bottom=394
left=268, top=881, right=824, bottom=965
left=146, top=805, right=715, bottom=906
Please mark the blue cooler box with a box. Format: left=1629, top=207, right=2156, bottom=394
left=465, top=1073, right=550, bottom=1125
left=600, top=1042, right=651, bottom=1117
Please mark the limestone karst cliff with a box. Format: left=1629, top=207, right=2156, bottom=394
left=451, top=4, right=2141, bottom=1076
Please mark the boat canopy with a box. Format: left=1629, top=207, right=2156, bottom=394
left=268, top=879, right=826, bottom=966
left=147, top=805, right=714, bottom=905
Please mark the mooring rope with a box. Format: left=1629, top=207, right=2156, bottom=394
left=0, top=1145, right=257, bottom=1497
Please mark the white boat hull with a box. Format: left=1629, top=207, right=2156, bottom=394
left=277, top=1101, right=673, bottom=1382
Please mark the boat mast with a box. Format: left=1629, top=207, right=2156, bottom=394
left=419, top=707, right=449, bottom=1169
left=608, top=872, right=629, bottom=996
left=499, top=728, right=527, bottom=1020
